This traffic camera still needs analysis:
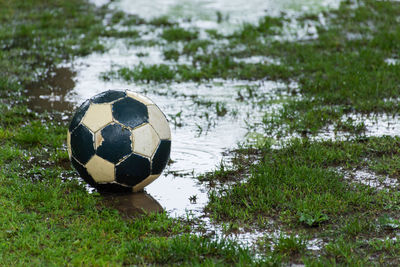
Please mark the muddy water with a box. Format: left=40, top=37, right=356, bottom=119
left=26, top=67, right=76, bottom=113
left=102, top=192, right=164, bottom=216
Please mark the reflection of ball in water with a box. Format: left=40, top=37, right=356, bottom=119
left=67, top=90, right=171, bottom=193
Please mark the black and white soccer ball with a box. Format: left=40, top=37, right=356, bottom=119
left=67, top=90, right=171, bottom=193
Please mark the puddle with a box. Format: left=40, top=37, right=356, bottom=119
left=341, top=168, right=399, bottom=190
left=61, top=23, right=288, bottom=217
left=193, top=215, right=267, bottom=247
left=307, top=238, right=324, bottom=251
left=312, top=113, right=400, bottom=143
left=362, top=115, right=400, bottom=137
left=385, top=58, right=400, bottom=66
left=234, top=56, right=281, bottom=65
left=255, top=229, right=324, bottom=255
left=101, top=192, right=163, bottom=216
left=26, top=67, right=76, bottom=113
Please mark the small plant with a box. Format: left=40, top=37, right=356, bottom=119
left=221, top=222, right=239, bottom=234
left=136, top=52, right=149, bottom=57
left=325, top=237, right=359, bottom=263
left=215, top=102, right=227, bottom=117
left=150, top=16, right=176, bottom=27
left=163, top=49, right=180, bottom=61
left=189, top=195, right=197, bottom=204
left=298, top=210, right=329, bottom=227
left=340, top=217, right=375, bottom=237
left=335, top=117, right=366, bottom=135
left=273, top=234, right=306, bottom=256
left=170, top=111, right=183, bottom=127
left=161, top=27, right=199, bottom=42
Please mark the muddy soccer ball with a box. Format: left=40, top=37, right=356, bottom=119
left=67, top=90, right=171, bottom=193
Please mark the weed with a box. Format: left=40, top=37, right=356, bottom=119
left=150, top=16, right=177, bottom=27
left=163, top=49, right=180, bottom=61
left=324, top=238, right=366, bottom=265
left=215, top=102, right=228, bottom=117
left=298, top=210, right=329, bottom=227
left=161, top=27, right=199, bottom=42
left=340, top=217, right=375, bottom=237
left=182, top=40, right=212, bottom=55
left=273, top=234, right=306, bottom=257
left=105, top=64, right=176, bottom=83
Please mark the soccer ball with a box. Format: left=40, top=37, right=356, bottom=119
left=67, top=90, right=171, bottom=193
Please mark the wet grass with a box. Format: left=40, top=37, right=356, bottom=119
left=260, top=0, right=400, bottom=135
left=103, top=61, right=288, bottom=82
left=102, top=0, right=400, bottom=135
left=206, top=137, right=400, bottom=264
left=0, top=163, right=256, bottom=265
left=207, top=136, right=400, bottom=223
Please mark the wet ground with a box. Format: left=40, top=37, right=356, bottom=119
left=25, top=0, right=400, bottom=251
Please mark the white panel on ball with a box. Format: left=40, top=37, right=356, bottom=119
left=82, top=104, right=113, bottom=132
left=132, top=124, right=160, bottom=158
left=148, top=105, right=171, bottom=140
left=126, top=90, right=154, bottom=106
left=85, top=155, right=115, bottom=183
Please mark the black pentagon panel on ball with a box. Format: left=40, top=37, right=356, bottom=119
left=71, top=157, right=97, bottom=187
left=116, top=154, right=151, bottom=186
left=112, top=97, right=148, bottom=128
left=69, top=99, right=90, bottom=132
left=151, top=140, right=171, bottom=175
left=96, top=123, right=132, bottom=164
left=91, top=90, right=126, bottom=104
left=70, top=124, right=95, bottom=165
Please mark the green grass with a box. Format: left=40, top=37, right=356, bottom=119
left=206, top=137, right=396, bottom=223
left=0, top=164, right=256, bottom=265
left=205, top=136, right=400, bottom=264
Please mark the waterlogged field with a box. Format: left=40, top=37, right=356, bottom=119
left=1, top=0, right=400, bottom=265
